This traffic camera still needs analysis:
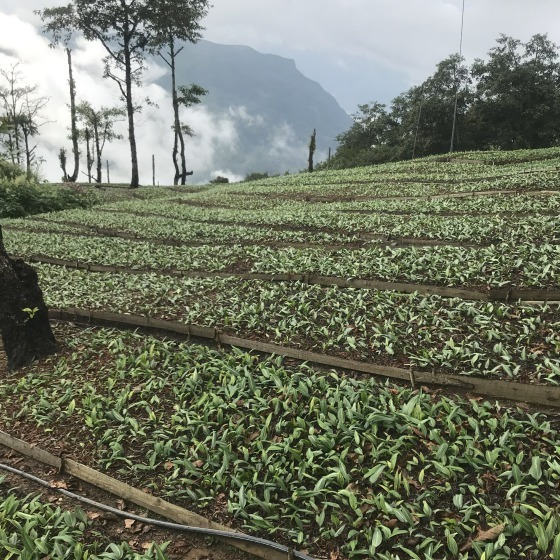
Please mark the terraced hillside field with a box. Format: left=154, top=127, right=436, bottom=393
left=1, top=149, right=560, bottom=560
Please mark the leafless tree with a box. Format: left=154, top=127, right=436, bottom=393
left=0, top=62, right=49, bottom=178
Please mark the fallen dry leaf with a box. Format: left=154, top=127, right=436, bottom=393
left=461, top=523, right=505, bottom=552
left=475, top=523, right=505, bottom=543
left=51, top=480, right=68, bottom=489
left=124, top=519, right=135, bottom=529
left=247, top=431, right=260, bottom=442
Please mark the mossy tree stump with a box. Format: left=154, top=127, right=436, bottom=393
left=0, top=226, right=57, bottom=370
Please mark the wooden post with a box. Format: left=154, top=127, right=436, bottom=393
left=152, top=154, right=155, bottom=186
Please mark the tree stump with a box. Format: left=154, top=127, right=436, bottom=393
left=0, top=226, right=57, bottom=370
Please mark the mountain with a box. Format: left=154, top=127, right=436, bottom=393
left=156, top=40, right=352, bottom=179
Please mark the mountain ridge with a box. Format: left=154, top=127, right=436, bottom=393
left=156, top=40, right=352, bottom=178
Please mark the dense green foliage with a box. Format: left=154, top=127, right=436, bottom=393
left=0, top=175, right=96, bottom=219
left=0, top=157, right=25, bottom=181
left=0, top=155, right=97, bottom=218
left=326, top=34, right=560, bottom=169
left=243, top=172, right=270, bottom=182
left=0, top=478, right=169, bottom=559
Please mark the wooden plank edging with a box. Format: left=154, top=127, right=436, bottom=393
left=0, top=431, right=61, bottom=468
left=0, top=430, right=289, bottom=560
left=48, top=308, right=560, bottom=408
left=20, top=255, right=560, bottom=302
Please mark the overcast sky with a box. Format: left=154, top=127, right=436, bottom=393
left=1, top=0, right=560, bottom=183
left=198, top=0, right=560, bottom=112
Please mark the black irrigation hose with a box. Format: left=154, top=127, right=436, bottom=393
left=0, top=462, right=316, bottom=560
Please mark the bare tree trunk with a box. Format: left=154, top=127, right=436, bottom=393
left=0, top=227, right=57, bottom=370
left=22, top=127, right=32, bottom=179
left=170, top=41, right=181, bottom=186
left=59, top=148, right=68, bottom=181
left=124, top=45, right=139, bottom=189
left=308, top=128, right=316, bottom=173
left=67, top=48, right=80, bottom=183
left=94, top=122, right=102, bottom=183
left=178, top=124, right=188, bottom=185
left=85, top=127, right=92, bottom=183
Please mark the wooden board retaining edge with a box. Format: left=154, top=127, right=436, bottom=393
left=217, top=334, right=469, bottom=386
left=0, top=430, right=62, bottom=468
left=49, top=308, right=560, bottom=408
left=218, top=336, right=560, bottom=406
left=310, top=275, right=490, bottom=300
left=0, top=432, right=287, bottom=560
left=61, top=459, right=281, bottom=559
left=486, top=287, right=560, bottom=302
left=62, top=458, right=226, bottom=530
left=23, top=254, right=560, bottom=302
left=23, top=249, right=560, bottom=302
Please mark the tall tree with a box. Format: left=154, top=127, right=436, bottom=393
left=173, top=83, right=206, bottom=183
left=470, top=34, right=560, bottom=149
left=39, top=0, right=211, bottom=189
left=33, top=12, right=80, bottom=182
left=391, top=54, right=472, bottom=158
left=327, top=55, right=472, bottom=169
left=0, top=63, right=27, bottom=165
left=330, top=102, right=395, bottom=169
left=65, top=48, right=80, bottom=182
left=76, top=101, right=124, bottom=183
left=148, top=0, right=210, bottom=185
left=38, top=2, right=145, bottom=188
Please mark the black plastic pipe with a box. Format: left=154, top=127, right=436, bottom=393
left=0, top=462, right=315, bottom=560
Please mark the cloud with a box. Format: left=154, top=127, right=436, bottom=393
left=228, top=105, right=264, bottom=127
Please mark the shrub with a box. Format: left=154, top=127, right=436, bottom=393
left=209, top=175, right=229, bottom=184
left=0, top=175, right=97, bottom=218
left=243, top=171, right=269, bottom=182
left=0, top=158, right=26, bottom=181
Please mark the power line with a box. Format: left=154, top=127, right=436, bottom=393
left=412, top=84, right=425, bottom=160
left=450, top=0, right=466, bottom=153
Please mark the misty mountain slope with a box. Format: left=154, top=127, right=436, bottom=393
left=156, top=40, right=352, bottom=177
